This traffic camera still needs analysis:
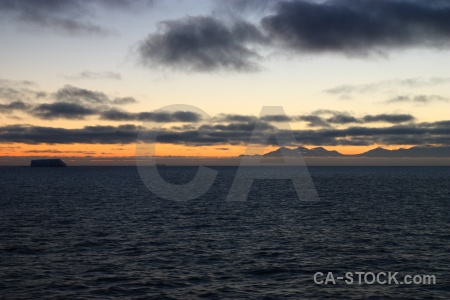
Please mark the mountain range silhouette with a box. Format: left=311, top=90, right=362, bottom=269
left=240, top=145, right=450, bottom=158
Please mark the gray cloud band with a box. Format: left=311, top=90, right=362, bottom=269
left=0, top=121, right=449, bottom=146
left=137, top=0, right=450, bottom=72
left=0, top=0, right=157, bottom=36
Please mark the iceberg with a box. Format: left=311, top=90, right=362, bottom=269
left=30, top=159, right=67, bottom=167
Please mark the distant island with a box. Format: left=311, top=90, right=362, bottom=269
left=240, top=145, right=450, bottom=158
left=30, top=159, right=67, bottom=167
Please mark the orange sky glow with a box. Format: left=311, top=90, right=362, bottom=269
left=0, top=143, right=421, bottom=158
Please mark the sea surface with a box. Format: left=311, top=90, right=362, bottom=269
left=0, top=166, right=449, bottom=299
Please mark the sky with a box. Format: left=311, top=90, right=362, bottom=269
left=0, top=0, right=449, bottom=165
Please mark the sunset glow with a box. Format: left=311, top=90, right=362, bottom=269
left=1, top=0, right=449, bottom=165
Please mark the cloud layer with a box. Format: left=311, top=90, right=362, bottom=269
left=137, top=0, right=450, bottom=72
left=1, top=120, right=448, bottom=147
left=138, top=16, right=264, bottom=72
left=0, top=80, right=446, bottom=148
left=0, top=0, right=156, bottom=36
left=0, top=81, right=423, bottom=126
left=64, top=71, right=122, bottom=80
left=387, top=95, right=449, bottom=104
left=262, top=0, right=450, bottom=55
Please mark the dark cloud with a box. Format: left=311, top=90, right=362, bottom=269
left=296, top=111, right=359, bottom=127
left=65, top=71, right=122, bottom=80
left=307, top=113, right=416, bottom=125
left=170, top=111, right=202, bottom=123
left=111, top=97, right=137, bottom=105
left=260, top=115, right=292, bottom=122
left=32, top=102, right=98, bottom=120
left=170, top=124, right=197, bottom=131
left=0, top=124, right=140, bottom=144
left=135, top=1, right=450, bottom=72
left=200, top=121, right=276, bottom=132
left=0, top=79, right=46, bottom=102
left=99, top=109, right=132, bottom=121
left=363, top=114, right=415, bottom=124
left=1, top=120, right=449, bottom=146
left=0, top=83, right=195, bottom=121
left=326, top=114, right=361, bottom=125
left=325, top=77, right=450, bottom=97
left=213, top=114, right=257, bottom=123
left=0, top=0, right=156, bottom=36
left=0, top=81, right=425, bottom=131
left=141, top=129, right=238, bottom=146
left=137, top=16, right=264, bottom=72
left=421, top=120, right=450, bottom=129
left=0, top=101, right=30, bottom=113
left=311, top=109, right=343, bottom=116
left=100, top=108, right=202, bottom=123
left=387, top=95, right=449, bottom=104
left=55, top=85, right=109, bottom=104
left=262, top=0, right=450, bottom=56
left=1, top=82, right=139, bottom=119
left=289, top=121, right=450, bottom=147
left=54, top=85, right=136, bottom=106
left=0, top=0, right=109, bottom=35
left=296, top=115, right=331, bottom=128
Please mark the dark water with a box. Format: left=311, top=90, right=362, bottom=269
left=0, top=166, right=449, bottom=299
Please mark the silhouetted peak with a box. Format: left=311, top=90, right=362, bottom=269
left=278, top=147, right=291, bottom=151
left=242, top=145, right=449, bottom=158
left=295, top=146, right=309, bottom=150
left=263, top=146, right=343, bottom=157
left=420, top=144, right=435, bottom=148
left=368, top=147, right=389, bottom=152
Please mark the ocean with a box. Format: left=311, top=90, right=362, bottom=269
left=0, top=166, right=449, bottom=299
